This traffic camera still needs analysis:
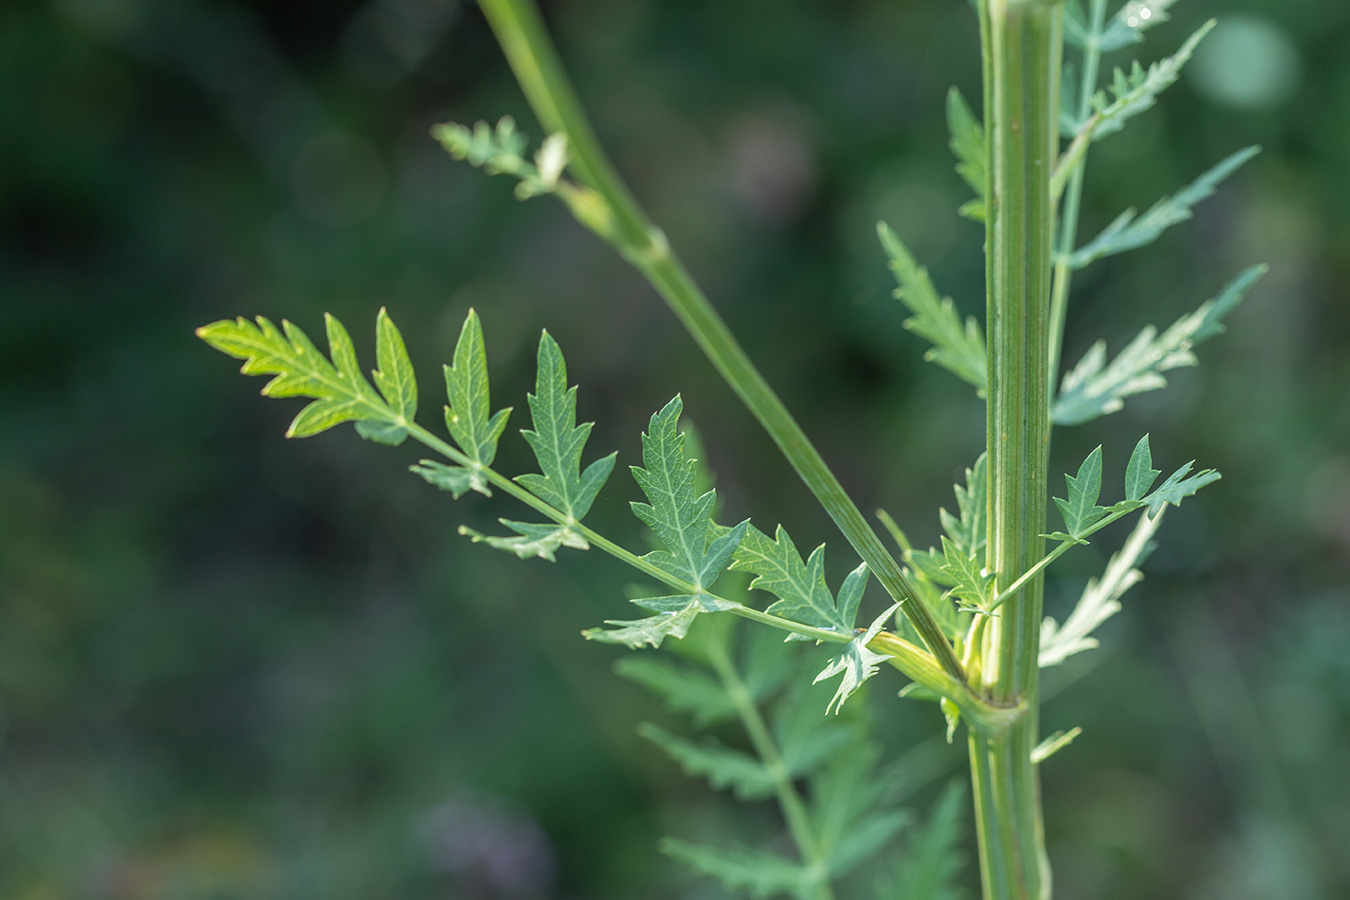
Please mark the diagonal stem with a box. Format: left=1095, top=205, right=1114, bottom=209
left=474, top=0, right=966, bottom=683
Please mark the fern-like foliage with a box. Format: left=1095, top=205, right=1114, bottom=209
left=878, top=222, right=987, bottom=393
left=585, top=397, right=748, bottom=649
left=946, top=88, right=986, bottom=222
left=893, top=455, right=990, bottom=627
left=1068, top=146, right=1260, bottom=270
left=1064, top=0, right=1179, bottom=54
left=622, top=619, right=919, bottom=900
left=197, top=308, right=418, bottom=444
left=1084, top=20, right=1213, bottom=141
left=1053, top=265, right=1266, bottom=425
left=877, top=782, right=967, bottom=900
left=431, top=115, right=569, bottom=199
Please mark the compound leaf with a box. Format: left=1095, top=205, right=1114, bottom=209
left=515, top=331, right=616, bottom=520
left=878, top=781, right=967, bottom=900
left=879, top=223, right=988, bottom=392
left=197, top=312, right=405, bottom=440
left=946, top=88, right=986, bottom=221
left=614, top=656, right=736, bottom=727
left=639, top=723, right=774, bottom=800
left=1090, top=21, right=1214, bottom=141
left=1069, top=146, right=1259, bottom=270
left=432, top=115, right=570, bottom=199
left=660, top=840, right=810, bottom=900
left=1053, top=266, right=1266, bottom=425
left=410, top=459, right=485, bottom=500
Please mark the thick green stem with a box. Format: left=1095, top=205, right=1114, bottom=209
left=474, top=0, right=965, bottom=682
left=706, top=639, right=835, bottom=900
left=973, top=2, right=1061, bottom=899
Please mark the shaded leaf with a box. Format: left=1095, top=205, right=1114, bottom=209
left=879, top=223, right=988, bottom=392
left=1099, top=0, right=1181, bottom=53
left=1069, top=147, right=1259, bottom=270
left=946, top=88, right=985, bottom=220
left=639, top=723, right=774, bottom=800
left=878, top=782, right=966, bottom=900
left=660, top=840, right=810, bottom=900
left=1053, top=266, right=1266, bottom=425
left=614, top=656, right=736, bottom=727
left=584, top=601, right=703, bottom=650
left=431, top=115, right=571, bottom=199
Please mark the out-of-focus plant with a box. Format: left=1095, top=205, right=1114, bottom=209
left=199, top=1, right=1261, bottom=897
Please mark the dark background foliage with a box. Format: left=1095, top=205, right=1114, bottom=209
left=2, top=0, right=1347, bottom=897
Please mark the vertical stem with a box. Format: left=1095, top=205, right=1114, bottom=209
left=972, top=2, right=1060, bottom=900
left=1047, top=0, right=1107, bottom=393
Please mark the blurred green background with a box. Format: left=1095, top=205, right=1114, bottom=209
left=2, top=0, right=1348, bottom=897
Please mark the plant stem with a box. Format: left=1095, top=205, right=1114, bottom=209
left=401, top=421, right=1019, bottom=730
left=1047, top=0, right=1107, bottom=394
left=706, top=638, right=836, bottom=900
left=973, top=1, right=1061, bottom=899
left=474, top=0, right=966, bottom=683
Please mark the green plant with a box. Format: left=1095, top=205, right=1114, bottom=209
left=198, top=1, right=1261, bottom=897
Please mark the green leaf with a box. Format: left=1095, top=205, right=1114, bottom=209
left=944, top=453, right=988, bottom=558
left=373, top=307, right=417, bottom=423
left=461, top=519, right=588, bottom=562
left=1144, top=461, right=1221, bottom=518
left=774, top=702, right=854, bottom=779
left=1068, top=147, right=1259, bottom=270
left=431, top=115, right=571, bottom=199
left=811, top=741, right=907, bottom=876
left=197, top=313, right=396, bottom=439
left=1124, top=435, right=1161, bottom=502
left=814, top=602, right=900, bottom=714
left=614, top=656, right=736, bottom=727
left=410, top=459, right=487, bottom=498
left=1090, top=21, right=1214, bottom=141
left=732, top=525, right=852, bottom=633
left=1099, top=0, right=1181, bottom=53
left=355, top=420, right=409, bottom=446
left=946, top=87, right=985, bottom=220
left=515, top=331, right=616, bottom=520
left=631, top=396, right=748, bottom=591
left=443, top=309, right=512, bottom=468
left=940, top=536, right=990, bottom=608
left=1053, top=266, right=1266, bottom=425
left=584, top=600, right=703, bottom=649
left=660, top=839, right=810, bottom=900
left=878, top=223, right=988, bottom=392
left=1054, top=446, right=1109, bottom=538
left=1040, top=508, right=1163, bottom=667
left=878, top=782, right=966, bottom=900
left=638, top=723, right=775, bottom=800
